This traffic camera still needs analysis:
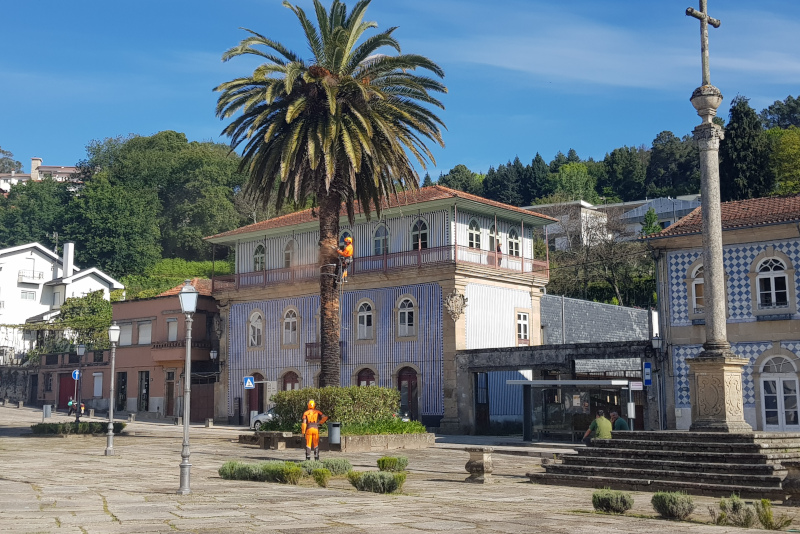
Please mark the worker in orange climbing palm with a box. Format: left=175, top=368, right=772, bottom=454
left=301, top=399, right=328, bottom=460
left=337, top=236, right=354, bottom=282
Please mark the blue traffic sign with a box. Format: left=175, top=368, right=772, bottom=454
left=643, top=362, right=652, bottom=386
left=243, top=376, right=255, bottom=389
left=72, top=369, right=80, bottom=380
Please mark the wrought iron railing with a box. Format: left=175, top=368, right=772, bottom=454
left=304, top=341, right=347, bottom=361
left=151, top=340, right=213, bottom=350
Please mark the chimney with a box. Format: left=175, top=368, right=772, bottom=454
left=62, top=242, right=75, bottom=278
left=31, top=157, right=42, bottom=181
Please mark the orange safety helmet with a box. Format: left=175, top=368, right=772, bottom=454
left=307, top=399, right=316, bottom=409
left=344, top=237, right=353, bottom=244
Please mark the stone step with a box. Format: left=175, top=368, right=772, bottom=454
left=544, top=464, right=786, bottom=487
left=579, top=447, right=800, bottom=464
left=618, top=431, right=800, bottom=444
left=526, top=472, right=789, bottom=500
left=593, top=438, right=767, bottom=453
left=565, top=455, right=787, bottom=475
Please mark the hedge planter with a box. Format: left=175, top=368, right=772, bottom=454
left=242, top=431, right=435, bottom=452
left=30, top=422, right=126, bottom=435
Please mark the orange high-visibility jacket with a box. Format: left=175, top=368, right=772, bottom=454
left=338, top=244, right=354, bottom=258
left=301, top=409, right=328, bottom=435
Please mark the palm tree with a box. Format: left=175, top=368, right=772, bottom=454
left=215, top=0, right=446, bottom=386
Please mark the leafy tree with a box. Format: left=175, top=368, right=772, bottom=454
left=760, top=95, right=800, bottom=130
left=548, top=162, right=598, bottom=203
left=63, top=173, right=162, bottom=277
left=215, top=0, right=446, bottom=386
left=768, top=126, right=800, bottom=195
left=0, top=179, right=70, bottom=249
left=0, top=146, right=23, bottom=173
left=57, top=290, right=112, bottom=349
left=646, top=131, right=700, bottom=197
left=438, top=164, right=482, bottom=195
left=720, top=96, right=775, bottom=201
left=422, top=173, right=433, bottom=187
left=641, top=207, right=661, bottom=236
left=599, top=146, right=648, bottom=201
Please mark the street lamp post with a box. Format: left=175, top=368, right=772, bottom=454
left=177, top=280, right=198, bottom=495
left=75, top=344, right=86, bottom=423
left=105, top=322, right=121, bottom=456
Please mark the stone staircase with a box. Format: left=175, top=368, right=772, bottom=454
left=528, top=431, right=800, bottom=500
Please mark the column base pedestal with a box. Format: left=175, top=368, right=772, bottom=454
left=688, top=346, right=752, bottom=433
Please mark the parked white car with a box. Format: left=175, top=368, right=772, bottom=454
left=251, top=408, right=277, bottom=430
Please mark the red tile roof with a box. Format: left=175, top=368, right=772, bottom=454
left=648, top=195, right=800, bottom=239
left=205, top=185, right=556, bottom=241
left=157, top=278, right=213, bottom=298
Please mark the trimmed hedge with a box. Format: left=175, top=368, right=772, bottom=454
left=272, top=386, right=400, bottom=426
left=218, top=460, right=302, bottom=484
left=298, top=460, right=324, bottom=476
left=321, top=458, right=352, bottom=475
left=377, top=456, right=409, bottom=472
left=312, top=468, right=332, bottom=488
left=343, top=418, right=426, bottom=436
left=31, top=422, right=126, bottom=435
left=651, top=491, right=695, bottom=520
left=347, top=471, right=406, bottom=494
left=592, top=489, right=633, bottom=514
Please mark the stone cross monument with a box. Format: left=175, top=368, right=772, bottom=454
left=685, top=1, right=752, bottom=432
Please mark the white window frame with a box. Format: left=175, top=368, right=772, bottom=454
left=284, top=241, right=295, bottom=269
left=691, top=265, right=704, bottom=314
left=516, top=312, right=529, bottom=344
left=21, top=290, right=36, bottom=301
left=137, top=321, right=152, bottom=345
left=411, top=219, right=428, bottom=250
left=120, top=324, right=133, bottom=346
left=398, top=298, right=415, bottom=337
left=508, top=228, right=521, bottom=257
left=489, top=224, right=498, bottom=253
left=93, top=372, right=103, bottom=397
left=374, top=225, right=388, bottom=256
left=248, top=311, right=263, bottom=348
left=357, top=302, right=374, bottom=340
left=283, top=310, right=298, bottom=345
left=253, top=244, right=266, bottom=272
left=468, top=220, right=481, bottom=249
left=757, top=258, right=789, bottom=310
left=760, top=356, right=800, bottom=431
left=167, top=318, right=178, bottom=342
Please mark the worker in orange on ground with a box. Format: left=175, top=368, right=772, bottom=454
left=301, top=399, right=328, bottom=460
left=337, top=236, right=354, bottom=282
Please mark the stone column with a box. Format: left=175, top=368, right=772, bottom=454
left=687, top=85, right=751, bottom=433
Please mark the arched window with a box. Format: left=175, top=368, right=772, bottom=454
left=282, top=371, right=300, bottom=391
left=757, top=258, right=789, bottom=309
left=253, top=244, right=265, bottom=272
left=374, top=225, right=388, bottom=256
left=339, top=230, right=352, bottom=248
left=357, top=302, right=373, bottom=340
left=398, top=298, right=415, bottom=337
left=411, top=220, right=428, bottom=250
left=468, top=220, right=481, bottom=249
left=284, top=241, right=295, bottom=268
left=248, top=311, right=263, bottom=348
left=489, top=225, right=498, bottom=253
left=357, top=368, right=376, bottom=386
left=761, top=356, right=799, bottom=431
left=507, top=228, right=521, bottom=257
left=283, top=310, right=298, bottom=345
left=692, top=265, right=704, bottom=314
left=762, top=356, right=796, bottom=374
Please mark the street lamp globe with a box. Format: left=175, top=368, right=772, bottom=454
left=105, top=321, right=120, bottom=456
left=179, top=280, right=198, bottom=314
left=77, top=344, right=86, bottom=357
left=108, top=323, right=121, bottom=344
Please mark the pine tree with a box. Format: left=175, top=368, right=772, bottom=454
left=422, top=173, right=433, bottom=187
left=720, top=96, right=775, bottom=201
left=641, top=207, right=661, bottom=236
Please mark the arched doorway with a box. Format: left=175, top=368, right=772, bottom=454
left=761, top=356, right=800, bottom=431
left=357, top=368, right=376, bottom=386
left=248, top=372, right=265, bottom=414
left=282, top=371, right=300, bottom=391
left=397, top=367, right=418, bottom=420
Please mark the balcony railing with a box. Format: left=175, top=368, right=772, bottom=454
left=304, top=341, right=347, bottom=361
left=18, top=270, right=45, bottom=283
left=152, top=340, right=213, bottom=350
left=213, top=245, right=549, bottom=292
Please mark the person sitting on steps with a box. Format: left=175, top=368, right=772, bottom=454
left=337, top=236, right=354, bottom=282
left=582, top=409, right=612, bottom=446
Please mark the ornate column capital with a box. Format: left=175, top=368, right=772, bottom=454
left=693, top=122, right=725, bottom=151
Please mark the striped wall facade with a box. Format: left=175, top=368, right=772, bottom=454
left=227, top=282, right=444, bottom=421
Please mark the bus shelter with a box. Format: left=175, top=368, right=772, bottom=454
left=506, top=379, right=631, bottom=442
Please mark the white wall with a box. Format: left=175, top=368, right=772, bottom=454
left=465, top=283, right=532, bottom=350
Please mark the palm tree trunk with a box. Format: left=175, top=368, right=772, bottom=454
left=318, top=188, right=342, bottom=387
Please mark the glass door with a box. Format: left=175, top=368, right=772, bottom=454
left=762, top=377, right=800, bottom=431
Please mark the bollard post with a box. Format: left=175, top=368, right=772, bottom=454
left=89, top=409, right=95, bottom=418
left=464, top=447, right=494, bottom=484
left=18, top=401, right=24, bottom=409
left=205, top=419, right=213, bottom=428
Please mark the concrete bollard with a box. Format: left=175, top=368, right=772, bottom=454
left=128, top=413, right=136, bottom=422
left=205, top=418, right=213, bottom=428
left=464, top=447, right=494, bottom=484
left=2, top=398, right=7, bottom=406
left=18, top=401, right=24, bottom=409
left=89, top=409, right=95, bottom=418
left=175, top=417, right=182, bottom=426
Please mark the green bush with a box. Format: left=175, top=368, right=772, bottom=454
left=377, top=456, right=409, bottom=472
left=312, top=468, right=332, bottom=488
left=708, top=494, right=756, bottom=527
left=271, top=386, right=401, bottom=427
left=342, top=418, right=427, bottom=436
left=651, top=491, right=695, bottom=520
left=591, top=489, right=633, bottom=514
left=755, top=499, right=793, bottom=530
left=218, top=460, right=302, bottom=484
left=298, top=460, right=325, bottom=476
left=31, top=422, right=126, bottom=435
left=348, top=471, right=406, bottom=494
left=322, top=458, right=352, bottom=475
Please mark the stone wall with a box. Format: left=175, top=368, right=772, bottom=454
left=0, top=367, right=32, bottom=403
left=540, top=295, right=650, bottom=344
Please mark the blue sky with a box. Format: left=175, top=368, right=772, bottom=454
left=3, top=0, right=799, bottom=178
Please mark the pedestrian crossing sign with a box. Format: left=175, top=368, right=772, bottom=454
left=243, top=376, right=255, bottom=389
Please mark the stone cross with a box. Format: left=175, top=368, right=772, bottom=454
left=686, top=0, right=721, bottom=86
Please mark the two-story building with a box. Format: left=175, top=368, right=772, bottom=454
left=206, top=186, right=555, bottom=430
left=649, top=196, right=800, bottom=431
left=0, top=242, right=123, bottom=363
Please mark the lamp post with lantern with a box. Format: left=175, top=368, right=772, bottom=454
left=75, top=344, right=86, bottom=423
left=105, top=322, right=121, bottom=456
left=177, top=280, right=198, bottom=495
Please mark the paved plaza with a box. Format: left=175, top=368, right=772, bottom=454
left=1, top=406, right=796, bottom=533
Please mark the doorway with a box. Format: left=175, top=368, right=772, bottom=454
left=166, top=371, right=175, bottom=416
left=474, top=372, right=490, bottom=433
left=397, top=367, right=419, bottom=421
left=29, top=374, right=38, bottom=405
left=248, top=373, right=265, bottom=414
left=138, top=371, right=150, bottom=412
left=58, top=373, right=72, bottom=409
left=762, top=377, right=800, bottom=431
left=116, top=372, right=127, bottom=412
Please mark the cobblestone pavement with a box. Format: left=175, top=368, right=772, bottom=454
left=1, top=406, right=797, bottom=533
